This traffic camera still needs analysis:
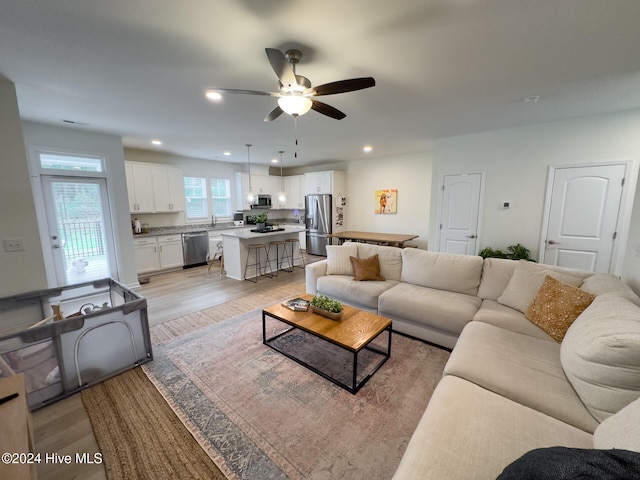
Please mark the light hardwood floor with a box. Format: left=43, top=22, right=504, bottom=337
left=32, top=255, right=320, bottom=479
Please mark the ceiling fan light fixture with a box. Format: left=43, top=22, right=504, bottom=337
left=205, top=90, right=222, bottom=101
left=278, top=95, right=312, bottom=116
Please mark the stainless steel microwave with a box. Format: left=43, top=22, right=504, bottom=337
left=251, top=194, right=272, bottom=209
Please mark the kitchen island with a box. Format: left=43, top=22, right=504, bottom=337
left=222, top=226, right=306, bottom=280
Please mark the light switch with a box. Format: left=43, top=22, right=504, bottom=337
left=3, top=238, right=25, bottom=252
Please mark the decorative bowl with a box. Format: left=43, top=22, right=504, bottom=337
left=311, top=305, right=343, bottom=321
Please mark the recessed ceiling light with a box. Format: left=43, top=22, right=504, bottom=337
left=363, top=145, right=373, bottom=153
left=151, top=139, right=162, bottom=146
left=223, top=151, right=231, bottom=156
left=205, top=90, right=222, bottom=101
left=524, top=95, right=540, bottom=104
left=271, top=158, right=278, bottom=163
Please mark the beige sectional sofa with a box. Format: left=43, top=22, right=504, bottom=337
left=305, top=242, right=640, bottom=478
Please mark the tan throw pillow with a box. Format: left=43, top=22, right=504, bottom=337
left=526, top=276, right=595, bottom=342
left=497, top=260, right=584, bottom=313
left=349, top=255, right=385, bottom=281
left=326, top=244, right=358, bottom=275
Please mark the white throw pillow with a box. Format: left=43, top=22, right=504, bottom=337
left=325, top=244, right=358, bottom=275
left=594, top=395, right=640, bottom=452
left=497, top=260, right=583, bottom=313
left=560, top=294, right=640, bottom=422
left=581, top=273, right=640, bottom=307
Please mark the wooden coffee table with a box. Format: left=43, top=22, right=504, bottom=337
left=262, top=294, right=392, bottom=394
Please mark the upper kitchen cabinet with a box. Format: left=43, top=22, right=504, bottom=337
left=235, top=173, right=271, bottom=206
left=286, top=175, right=304, bottom=209
left=125, top=161, right=185, bottom=213
left=152, top=165, right=185, bottom=212
left=305, top=171, right=345, bottom=196
left=125, top=162, right=155, bottom=213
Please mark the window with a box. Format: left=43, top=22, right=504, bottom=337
left=211, top=178, right=231, bottom=216
left=184, top=177, right=208, bottom=220
left=39, top=152, right=103, bottom=172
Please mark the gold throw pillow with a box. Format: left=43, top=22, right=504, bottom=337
left=526, top=275, right=595, bottom=342
left=349, top=255, right=385, bottom=281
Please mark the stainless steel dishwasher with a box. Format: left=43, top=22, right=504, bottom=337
left=181, top=231, right=209, bottom=268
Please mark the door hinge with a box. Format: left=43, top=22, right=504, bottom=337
left=613, top=231, right=617, bottom=240
left=439, top=224, right=443, bottom=229
left=442, top=184, right=445, bottom=191
left=621, top=177, right=625, bottom=187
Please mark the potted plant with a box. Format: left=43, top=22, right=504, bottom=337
left=253, top=212, right=268, bottom=231
left=479, top=243, right=535, bottom=261
left=310, top=295, right=344, bottom=320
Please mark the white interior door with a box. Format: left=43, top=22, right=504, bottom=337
left=541, top=164, right=626, bottom=272
left=438, top=173, right=483, bottom=254
left=41, top=176, right=116, bottom=285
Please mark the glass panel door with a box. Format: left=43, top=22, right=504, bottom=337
left=41, top=176, right=116, bottom=285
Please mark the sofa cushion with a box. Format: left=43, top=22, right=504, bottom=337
left=444, top=321, right=599, bottom=432
left=561, top=294, right=640, bottom=423
left=477, top=258, right=518, bottom=300
left=317, top=275, right=398, bottom=311
left=497, top=260, right=584, bottom=313
left=379, top=283, right=481, bottom=336
left=593, top=395, right=640, bottom=452
left=580, top=273, right=640, bottom=306
left=325, top=244, right=358, bottom=275
left=391, top=375, right=593, bottom=480
left=353, top=242, right=403, bottom=282
left=350, top=254, right=385, bottom=281
left=526, top=276, right=595, bottom=342
left=400, top=249, right=483, bottom=296
left=473, top=300, right=553, bottom=340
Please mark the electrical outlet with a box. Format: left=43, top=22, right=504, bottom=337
left=3, top=238, right=25, bottom=252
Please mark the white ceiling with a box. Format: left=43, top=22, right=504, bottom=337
left=2, top=0, right=640, bottom=167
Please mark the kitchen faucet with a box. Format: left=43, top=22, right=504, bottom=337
left=211, top=214, right=216, bottom=226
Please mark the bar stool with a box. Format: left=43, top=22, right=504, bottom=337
left=285, top=238, right=305, bottom=270
left=208, top=240, right=224, bottom=275
left=244, top=244, right=273, bottom=282
left=269, top=240, right=292, bottom=276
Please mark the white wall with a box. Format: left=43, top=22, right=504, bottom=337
left=345, top=151, right=432, bottom=250
left=431, top=111, right=640, bottom=289
left=0, top=79, right=48, bottom=296
left=21, top=122, right=138, bottom=287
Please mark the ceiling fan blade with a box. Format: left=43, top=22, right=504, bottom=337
left=264, top=106, right=284, bottom=122
left=307, top=77, right=376, bottom=96
left=213, top=88, right=280, bottom=97
left=310, top=100, right=346, bottom=120
left=265, top=48, right=298, bottom=89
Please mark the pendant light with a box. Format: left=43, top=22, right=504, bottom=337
left=244, top=143, right=257, bottom=205
left=276, top=150, right=288, bottom=205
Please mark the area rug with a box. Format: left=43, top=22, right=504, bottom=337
left=143, top=308, right=450, bottom=479
left=82, top=367, right=227, bottom=479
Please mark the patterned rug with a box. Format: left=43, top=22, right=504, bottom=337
left=143, top=309, right=450, bottom=479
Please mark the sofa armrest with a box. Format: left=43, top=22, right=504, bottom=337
left=305, top=260, right=327, bottom=295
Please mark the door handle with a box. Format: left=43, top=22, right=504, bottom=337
left=466, top=234, right=477, bottom=238
left=547, top=239, right=557, bottom=245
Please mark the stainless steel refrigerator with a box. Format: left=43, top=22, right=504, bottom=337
left=305, top=194, right=332, bottom=256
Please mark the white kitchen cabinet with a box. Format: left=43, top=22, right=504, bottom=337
left=133, top=237, right=161, bottom=274
left=152, top=166, right=185, bottom=212
left=286, top=175, right=305, bottom=209
left=126, top=163, right=155, bottom=213
left=236, top=173, right=271, bottom=206
left=157, top=235, right=184, bottom=269
left=305, top=171, right=333, bottom=194
left=304, top=171, right=346, bottom=197
left=125, top=162, right=185, bottom=213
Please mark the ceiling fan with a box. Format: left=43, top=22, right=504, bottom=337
left=207, top=48, right=375, bottom=122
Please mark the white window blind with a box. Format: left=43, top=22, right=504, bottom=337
left=211, top=178, right=231, bottom=216
left=184, top=176, right=208, bottom=220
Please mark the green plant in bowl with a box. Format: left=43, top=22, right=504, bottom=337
left=253, top=212, right=268, bottom=224
left=310, top=295, right=343, bottom=313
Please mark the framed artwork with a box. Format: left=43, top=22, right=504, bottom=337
left=375, top=189, right=397, bottom=214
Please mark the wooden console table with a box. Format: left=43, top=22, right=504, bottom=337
left=329, top=231, right=419, bottom=248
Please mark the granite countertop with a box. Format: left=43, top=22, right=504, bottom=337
left=221, top=225, right=306, bottom=240
left=132, top=220, right=303, bottom=238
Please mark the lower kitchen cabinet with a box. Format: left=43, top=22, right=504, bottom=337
left=158, top=235, right=184, bottom=269
left=133, top=235, right=184, bottom=275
